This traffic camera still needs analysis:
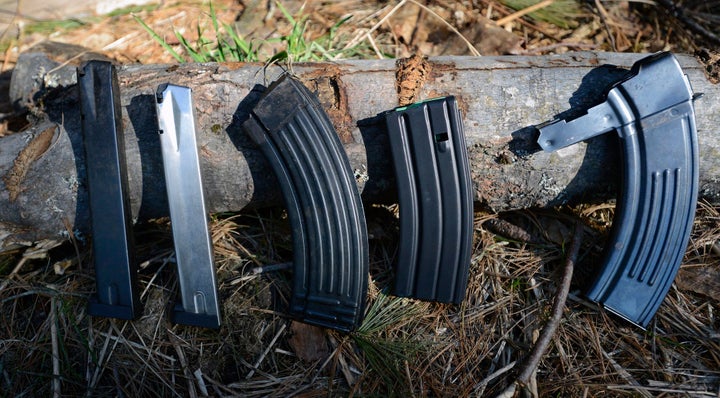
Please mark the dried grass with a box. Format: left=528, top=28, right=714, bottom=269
left=0, top=145, right=672, bottom=389
left=5, top=201, right=717, bottom=396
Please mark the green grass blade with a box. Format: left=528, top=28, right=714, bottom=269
left=175, top=31, right=207, bottom=62
left=133, top=15, right=185, bottom=63
left=209, top=1, right=220, bottom=33
left=275, top=1, right=296, bottom=26
left=209, top=3, right=227, bottom=62
left=222, top=22, right=257, bottom=61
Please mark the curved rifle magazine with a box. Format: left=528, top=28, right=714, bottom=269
left=242, top=75, right=369, bottom=332
left=537, top=52, right=699, bottom=328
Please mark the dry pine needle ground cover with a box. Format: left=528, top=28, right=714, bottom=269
left=0, top=0, right=719, bottom=396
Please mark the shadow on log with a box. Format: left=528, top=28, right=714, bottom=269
left=1, top=51, right=718, bottom=248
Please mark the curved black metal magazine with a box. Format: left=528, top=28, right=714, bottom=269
left=242, top=75, right=369, bottom=332
left=537, top=52, right=699, bottom=328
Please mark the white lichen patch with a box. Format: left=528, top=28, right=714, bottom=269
left=502, top=86, right=520, bottom=98
left=354, top=166, right=369, bottom=184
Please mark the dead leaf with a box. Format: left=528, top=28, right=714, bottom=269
left=287, top=321, right=329, bottom=363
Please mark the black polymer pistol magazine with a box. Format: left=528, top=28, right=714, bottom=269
left=384, top=97, right=474, bottom=304
left=242, top=75, right=369, bottom=332
left=537, top=52, right=699, bottom=328
left=78, top=61, right=141, bottom=320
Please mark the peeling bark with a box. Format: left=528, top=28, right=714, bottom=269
left=4, top=125, right=57, bottom=202
left=1, top=51, right=719, bottom=249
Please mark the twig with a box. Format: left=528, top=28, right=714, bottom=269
left=366, top=33, right=383, bottom=60
left=94, top=330, right=178, bottom=362
left=198, top=373, right=240, bottom=395
left=602, top=349, right=653, bottom=398
left=0, top=257, right=28, bottom=292
left=246, top=323, right=287, bottom=379
left=499, top=222, right=583, bottom=397
left=441, top=350, right=454, bottom=384
left=337, top=343, right=356, bottom=387
left=608, top=384, right=717, bottom=396
left=473, top=360, right=516, bottom=396
left=404, top=360, right=416, bottom=398
left=595, top=0, right=618, bottom=52
left=0, top=240, right=62, bottom=292
left=654, top=0, right=720, bottom=45
left=519, top=42, right=600, bottom=55
left=193, top=368, right=209, bottom=397
left=109, top=323, right=181, bottom=395
left=87, top=324, right=114, bottom=394
left=50, top=296, right=61, bottom=398
left=407, top=0, right=481, bottom=56
left=230, top=262, right=293, bottom=285
left=170, top=333, right=198, bottom=398
left=483, top=218, right=537, bottom=244
left=478, top=0, right=562, bottom=42
left=305, top=333, right=345, bottom=390
left=85, top=323, right=94, bottom=385
left=344, top=0, right=408, bottom=50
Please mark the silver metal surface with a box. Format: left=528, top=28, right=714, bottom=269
left=537, top=100, right=620, bottom=152
left=156, top=84, right=221, bottom=328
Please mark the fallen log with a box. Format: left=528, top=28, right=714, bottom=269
left=1, top=51, right=718, bottom=249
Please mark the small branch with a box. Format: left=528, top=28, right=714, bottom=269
left=500, top=222, right=583, bottom=397
left=482, top=218, right=537, bottom=244
left=654, top=0, right=720, bottom=45
left=193, top=368, right=209, bottom=397
left=601, top=349, right=653, bottom=398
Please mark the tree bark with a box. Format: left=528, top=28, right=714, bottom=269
left=1, top=51, right=718, bottom=249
